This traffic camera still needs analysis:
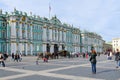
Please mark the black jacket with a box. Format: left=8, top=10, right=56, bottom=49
left=89, top=53, right=97, bottom=64
left=115, top=52, right=120, bottom=61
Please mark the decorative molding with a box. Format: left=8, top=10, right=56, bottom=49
left=25, top=22, right=27, bottom=24
left=52, top=28, right=55, bottom=30
left=22, top=16, right=26, bottom=21
left=49, top=27, right=52, bottom=29
left=19, top=21, right=23, bottom=24
left=43, top=26, right=47, bottom=28
left=64, top=30, right=67, bottom=32
left=11, top=20, right=17, bottom=23
left=30, top=24, right=33, bottom=26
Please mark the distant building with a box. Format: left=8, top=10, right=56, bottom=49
left=103, top=42, right=112, bottom=52
left=81, top=30, right=104, bottom=53
left=0, top=9, right=104, bottom=55
left=112, top=38, right=120, bottom=52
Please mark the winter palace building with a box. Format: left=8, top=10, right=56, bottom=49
left=0, top=9, right=104, bottom=55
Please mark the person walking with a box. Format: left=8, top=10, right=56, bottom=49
left=115, top=49, right=120, bottom=68
left=3, top=53, right=8, bottom=61
left=109, top=51, right=113, bottom=60
left=0, top=52, right=5, bottom=67
left=36, top=53, right=42, bottom=65
left=14, top=54, right=19, bottom=62
left=89, top=49, right=97, bottom=74
left=11, top=53, right=14, bottom=61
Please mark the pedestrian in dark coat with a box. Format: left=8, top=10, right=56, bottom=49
left=115, top=49, right=120, bottom=68
left=0, top=52, right=5, bottom=67
left=11, top=53, right=14, bottom=61
left=89, top=50, right=97, bottom=74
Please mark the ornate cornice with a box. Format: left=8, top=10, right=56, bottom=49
left=49, top=27, right=52, bottom=29
left=43, top=26, right=47, bottom=28
left=30, top=24, right=33, bottom=26
left=11, top=20, right=17, bottom=23
left=19, top=21, right=23, bottom=24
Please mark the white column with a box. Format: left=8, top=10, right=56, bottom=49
left=10, top=18, right=17, bottom=54
left=56, top=30, right=58, bottom=41
left=50, top=29, right=52, bottom=41
left=30, top=25, right=33, bottom=39
left=22, top=43, right=24, bottom=54
left=58, top=31, right=59, bottom=42
left=53, top=30, right=55, bottom=41
left=11, top=43, right=16, bottom=54
left=74, top=34, right=76, bottom=43
left=19, top=43, right=22, bottom=54
left=6, top=43, right=9, bottom=54
left=76, top=35, right=78, bottom=43
left=54, top=30, right=56, bottom=41
left=76, top=46, right=78, bottom=52
left=64, top=32, right=66, bottom=42
left=78, top=47, right=79, bottom=52
left=27, top=44, right=30, bottom=54
left=63, top=31, right=65, bottom=41
left=43, top=44, right=46, bottom=53
left=17, top=43, right=19, bottom=53
left=65, top=46, right=67, bottom=50
left=79, top=35, right=80, bottom=44
left=47, top=29, right=49, bottom=40
left=75, top=34, right=76, bottom=43
left=25, top=43, right=28, bottom=55
left=59, top=45, right=62, bottom=51
left=30, top=44, right=33, bottom=55
left=11, top=22, right=16, bottom=39
left=60, top=31, right=62, bottom=41
left=19, top=24, right=22, bottom=39
left=50, top=44, right=54, bottom=53
left=43, top=28, right=46, bottom=41
left=25, top=24, right=27, bottom=39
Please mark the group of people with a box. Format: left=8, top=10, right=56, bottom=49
left=11, top=53, right=22, bottom=62
left=0, top=52, right=23, bottom=67
left=36, top=53, right=49, bottom=65
left=107, top=51, right=113, bottom=60
left=89, top=48, right=120, bottom=74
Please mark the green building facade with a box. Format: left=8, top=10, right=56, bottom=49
left=0, top=9, right=82, bottom=55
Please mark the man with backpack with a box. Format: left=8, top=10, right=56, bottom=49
left=0, top=52, right=5, bottom=67
left=3, top=53, right=8, bottom=61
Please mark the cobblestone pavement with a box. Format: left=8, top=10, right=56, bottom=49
left=0, top=55, right=120, bottom=80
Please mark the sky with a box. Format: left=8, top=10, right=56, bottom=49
left=0, top=0, right=120, bottom=42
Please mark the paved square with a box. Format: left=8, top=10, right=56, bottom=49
left=0, top=55, right=120, bottom=80
left=11, top=75, right=69, bottom=80
left=0, top=69, right=23, bottom=78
